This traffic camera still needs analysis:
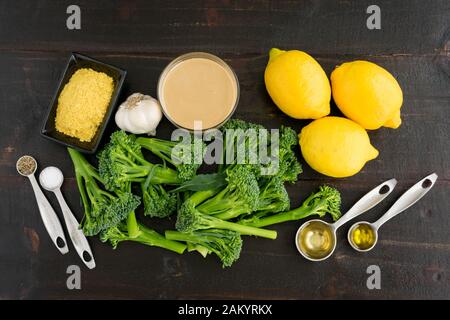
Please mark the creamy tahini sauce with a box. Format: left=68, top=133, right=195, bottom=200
left=161, top=58, right=237, bottom=130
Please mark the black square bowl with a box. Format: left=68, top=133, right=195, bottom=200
left=41, top=53, right=126, bottom=154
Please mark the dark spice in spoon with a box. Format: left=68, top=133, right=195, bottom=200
left=17, top=155, right=36, bottom=176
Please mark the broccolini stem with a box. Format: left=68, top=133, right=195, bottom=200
left=68, top=147, right=103, bottom=182
left=213, top=207, right=250, bottom=220
left=150, top=166, right=181, bottom=184
left=114, top=152, right=137, bottom=167
left=197, top=189, right=251, bottom=219
left=188, top=189, right=221, bottom=206
left=165, top=230, right=196, bottom=242
left=126, top=211, right=141, bottom=239
left=126, top=172, right=149, bottom=179
left=195, top=188, right=229, bottom=213
left=116, top=139, right=151, bottom=167
left=187, top=243, right=210, bottom=257
left=165, top=231, right=211, bottom=257
left=213, top=219, right=277, bottom=239
left=240, top=204, right=313, bottom=228
left=138, top=225, right=186, bottom=254
left=85, top=180, right=100, bottom=203
left=137, top=138, right=174, bottom=163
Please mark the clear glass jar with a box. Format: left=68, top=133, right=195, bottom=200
left=157, top=52, right=240, bottom=131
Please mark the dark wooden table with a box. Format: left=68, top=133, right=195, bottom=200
left=1, top=0, right=449, bottom=299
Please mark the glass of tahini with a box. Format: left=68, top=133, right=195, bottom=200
left=158, top=52, right=240, bottom=131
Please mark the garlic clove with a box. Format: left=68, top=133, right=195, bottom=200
left=114, top=108, right=127, bottom=130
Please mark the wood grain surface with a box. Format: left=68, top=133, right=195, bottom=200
left=0, top=0, right=449, bottom=299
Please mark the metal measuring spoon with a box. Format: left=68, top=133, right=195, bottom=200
left=295, top=178, right=398, bottom=262
left=16, top=156, right=68, bottom=254
left=39, top=166, right=96, bottom=269
left=348, top=173, right=438, bottom=253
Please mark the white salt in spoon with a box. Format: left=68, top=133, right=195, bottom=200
left=39, top=166, right=95, bottom=269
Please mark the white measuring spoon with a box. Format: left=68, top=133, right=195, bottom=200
left=348, top=173, right=438, bottom=252
left=16, top=156, right=68, bottom=254
left=39, top=166, right=96, bottom=269
left=295, top=178, right=398, bottom=261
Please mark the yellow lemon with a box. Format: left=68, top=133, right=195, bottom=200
left=299, top=117, right=379, bottom=178
left=331, top=60, right=403, bottom=130
left=264, top=48, right=331, bottom=119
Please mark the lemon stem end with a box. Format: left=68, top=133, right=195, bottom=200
left=268, top=48, right=285, bottom=63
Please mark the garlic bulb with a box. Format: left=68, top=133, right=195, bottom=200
left=115, top=93, right=163, bottom=135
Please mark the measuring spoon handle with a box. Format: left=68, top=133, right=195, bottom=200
left=373, top=173, right=438, bottom=229
left=28, top=175, right=68, bottom=254
left=54, top=189, right=96, bottom=269
left=333, top=178, right=398, bottom=230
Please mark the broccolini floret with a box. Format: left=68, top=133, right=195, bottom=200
left=263, top=125, right=302, bottom=182
left=165, top=229, right=242, bottom=267
left=219, top=119, right=269, bottom=176
left=98, top=131, right=180, bottom=191
left=220, top=119, right=302, bottom=182
left=239, top=186, right=342, bottom=227
left=279, top=125, right=298, bottom=150
left=256, top=176, right=290, bottom=215
left=277, top=148, right=302, bottom=183
left=67, top=148, right=140, bottom=236
left=141, top=183, right=177, bottom=218
left=196, top=166, right=260, bottom=220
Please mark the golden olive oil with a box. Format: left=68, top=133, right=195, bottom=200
left=350, top=223, right=376, bottom=250
left=298, top=221, right=335, bottom=259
